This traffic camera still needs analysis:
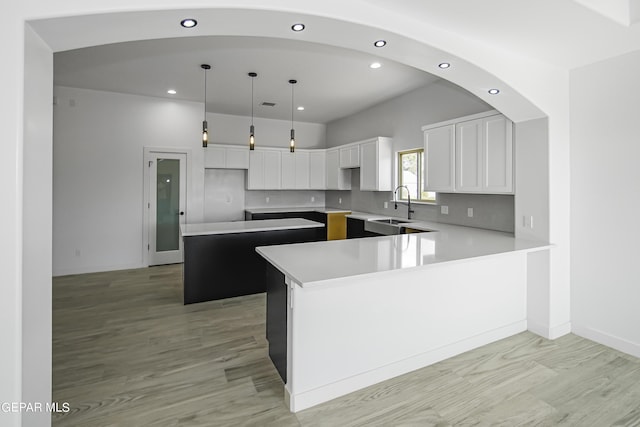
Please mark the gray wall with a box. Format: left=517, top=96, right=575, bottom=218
left=325, top=80, right=514, bottom=233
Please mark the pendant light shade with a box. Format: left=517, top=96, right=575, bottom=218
left=201, top=64, right=211, bottom=147
left=248, top=72, right=257, bottom=150
left=289, top=79, right=297, bottom=153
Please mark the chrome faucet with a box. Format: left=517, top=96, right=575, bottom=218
left=394, top=185, right=415, bottom=220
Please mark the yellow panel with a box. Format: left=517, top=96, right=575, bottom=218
left=326, top=212, right=350, bottom=240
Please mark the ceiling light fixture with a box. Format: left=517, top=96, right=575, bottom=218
left=289, top=79, right=297, bottom=153
left=167, top=89, right=177, bottom=95
left=248, top=72, right=257, bottom=151
left=297, top=106, right=305, bottom=111
left=291, top=23, right=305, bottom=32
left=488, top=88, right=500, bottom=95
left=201, top=64, right=211, bottom=147
left=180, top=19, right=197, bottom=28
left=374, top=40, right=387, bottom=48
left=438, top=62, right=451, bottom=69
left=369, top=62, right=382, bottom=69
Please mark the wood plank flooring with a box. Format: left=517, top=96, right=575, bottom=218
left=53, top=264, right=640, bottom=426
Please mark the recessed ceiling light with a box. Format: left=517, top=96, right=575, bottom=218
left=291, top=23, right=305, bottom=32
left=369, top=62, right=382, bottom=69
left=167, top=89, right=177, bottom=95
left=488, top=88, right=500, bottom=95
left=438, top=62, right=451, bottom=69
left=180, top=19, right=197, bottom=28
left=374, top=40, right=387, bottom=48
left=297, top=106, right=305, bottom=111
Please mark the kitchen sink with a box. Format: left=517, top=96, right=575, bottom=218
left=371, top=218, right=411, bottom=225
left=365, top=218, right=413, bottom=235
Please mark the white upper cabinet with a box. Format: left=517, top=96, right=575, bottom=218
left=309, top=151, right=327, bottom=190
left=280, top=151, right=311, bottom=190
left=326, top=148, right=351, bottom=190
left=456, top=114, right=513, bottom=194
left=423, top=124, right=456, bottom=192
left=423, top=111, right=513, bottom=194
left=204, top=145, right=249, bottom=169
left=339, top=144, right=360, bottom=169
left=247, top=149, right=281, bottom=190
left=360, top=137, right=393, bottom=191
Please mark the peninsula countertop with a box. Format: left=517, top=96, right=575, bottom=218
left=180, top=218, right=324, bottom=237
left=256, top=218, right=551, bottom=287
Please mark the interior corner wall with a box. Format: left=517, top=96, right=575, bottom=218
left=570, top=51, right=640, bottom=357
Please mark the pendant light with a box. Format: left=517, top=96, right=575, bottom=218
left=288, top=79, right=297, bottom=153
left=201, top=64, right=211, bottom=147
left=248, top=72, right=257, bottom=150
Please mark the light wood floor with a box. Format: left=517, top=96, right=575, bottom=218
left=53, top=264, right=640, bottom=426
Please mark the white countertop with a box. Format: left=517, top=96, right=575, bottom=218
left=180, top=218, right=324, bottom=237
left=246, top=207, right=352, bottom=214
left=256, top=217, right=552, bottom=287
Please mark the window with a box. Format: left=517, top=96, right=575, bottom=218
left=397, top=149, right=436, bottom=202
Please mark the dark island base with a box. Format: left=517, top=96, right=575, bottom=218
left=183, top=227, right=320, bottom=304
left=266, top=262, right=287, bottom=382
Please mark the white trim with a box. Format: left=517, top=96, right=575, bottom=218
left=288, top=320, right=527, bottom=413
left=527, top=320, right=572, bottom=340
left=572, top=325, right=640, bottom=359
left=53, top=262, right=145, bottom=278
left=421, top=109, right=499, bottom=131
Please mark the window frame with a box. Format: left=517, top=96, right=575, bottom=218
left=397, top=148, right=436, bottom=203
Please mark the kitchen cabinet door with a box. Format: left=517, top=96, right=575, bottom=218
left=294, top=151, right=310, bottom=189
left=247, top=150, right=265, bottom=189
left=339, top=144, right=360, bottom=168
left=483, top=115, right=513, bottom=193
left=456, top=119, right=483, bottom=192
left=326, top=148, right=351, bottom=190
left=309, top=151, right=326, bottom=189
left=204, top=146, right=226, bottom=169
left=424, top=124, right=455, bottom=192
left=225, top=147, right=249, bottom=169
left=281, top=152, right=295, bottom=189
left=360, top=138, right=392, bottom=191
left=264, top=150, right=282, bottom=189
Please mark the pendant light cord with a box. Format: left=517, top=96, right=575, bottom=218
left=251, top=77, right=254, bottom=127
left=203, top=69, right=207, bottom=121
left=291, top=83, right=294, bottom=128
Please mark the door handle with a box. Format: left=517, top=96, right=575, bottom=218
left=179, top=211, right=185, bottom=216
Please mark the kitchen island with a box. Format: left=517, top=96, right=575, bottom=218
left=180, top=218, right=323, bottom=304
left=256, top=220, right=551, bottom=412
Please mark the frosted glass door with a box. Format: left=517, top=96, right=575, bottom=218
left=148, top=152, right=187, bottom=265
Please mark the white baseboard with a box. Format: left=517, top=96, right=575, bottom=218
left=527, top=320, right=571, bottom=340
left=572, top=325, right=640, bottom=359
left=289, top=320, right=527, bottom=413
left=53, top=262, right=145, bottom=277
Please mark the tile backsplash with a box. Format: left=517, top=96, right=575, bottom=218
left=326, top=170, right=514, bottom=233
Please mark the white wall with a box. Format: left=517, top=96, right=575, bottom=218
left=570, top=51, right=640, bottom=357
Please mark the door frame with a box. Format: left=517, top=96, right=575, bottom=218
left=143, top=147, right=191, bottom=267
